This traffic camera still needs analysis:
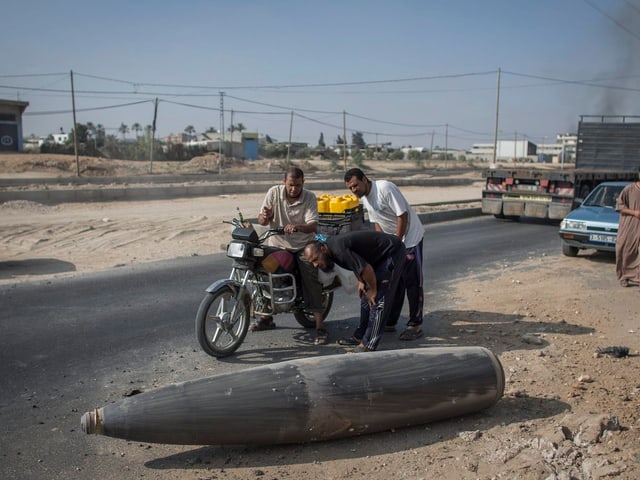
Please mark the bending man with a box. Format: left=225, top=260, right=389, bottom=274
left=304, top=231, right=406, bottom=352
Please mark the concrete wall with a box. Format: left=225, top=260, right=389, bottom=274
left=0, top=177, right=475, bottom=205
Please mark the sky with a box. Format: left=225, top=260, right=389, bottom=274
left=3, top=0, right=640, bottom=150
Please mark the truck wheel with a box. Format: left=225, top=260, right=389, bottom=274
left=562, top=243, right=579, bottom=257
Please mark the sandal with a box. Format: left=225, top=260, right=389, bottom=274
left=399, top=326, right=423, bottom=341
left=314, top=328, right=329, bottom=345
left=338, top=336, right=361, bottom=346
left=347, top=345, right=371, bottom=354
left=249, top=317, right=276, bottom=331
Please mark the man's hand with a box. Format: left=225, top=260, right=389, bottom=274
left=283, top=224, right=298, bottom=234
left=358, top=281, right=366, bottom=297
left=359, top=264, right=378, bottom=306
left=258, top=206, right=274, bottom=226
left=261, top=206, right=273, bottom=221
left=365, top=287, right=377, bottom=306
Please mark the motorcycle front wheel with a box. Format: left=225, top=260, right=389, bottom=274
left=293, top=290, right=334, bottom=329
left=195, top=285, right=250, bottom=358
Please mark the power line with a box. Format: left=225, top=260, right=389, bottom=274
left=502, top=70, right=640, bottom=92
left=73, top=70, right=497, bottom=91
left=16, top=68, right=615, bottom=145
left=581, top=0, right=640, bottom=41
left=23, top=99, right=153, bottom=116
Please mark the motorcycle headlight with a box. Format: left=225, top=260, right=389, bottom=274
left=227, top=241, right=248, bottom=259
left=561, top=219, right=587, bottom=231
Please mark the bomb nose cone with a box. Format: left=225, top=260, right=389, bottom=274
left=81, top=409, right=100, bottom=434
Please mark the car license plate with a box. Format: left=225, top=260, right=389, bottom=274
left=589, top=233, right=616, bottom=244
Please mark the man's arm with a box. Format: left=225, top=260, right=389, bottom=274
left=617, top=189, right=640, bottom=218
left=619, top=207, right=640, bottom=218
left=284, top=221, right=318, bottom=234
left=359, top=263, right=378, bottom=306
left=257, top=188, right=275, bottom=226
left=257, top=207, right=273, bottom=226
left=284, top=190, right=319, bottom=233
left=395, top=211, right=408, bottom=238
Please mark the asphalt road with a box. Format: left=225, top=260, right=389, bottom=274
left=0, top=215, right=561, bottom=479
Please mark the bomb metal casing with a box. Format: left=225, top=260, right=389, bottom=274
left=82, top=346, right=505, bottom=445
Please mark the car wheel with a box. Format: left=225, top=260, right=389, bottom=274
left=562, top=242, right=579, bottom=257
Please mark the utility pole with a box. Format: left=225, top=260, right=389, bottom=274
left=219, top=92, right=225, bottom=174
left=342, top=110, right=347, bottom=171
left=445, top=123, right=449, bottom=162
left=286, top=111, right=293, bottom=166
left=492, top=68, right=501, bottom=167
left=430, top=130, right=435, bottom=159
left=149, top=97, right=158, bottom=174
left=70, top=70, right=80, bottom=176
left=514, top=131, right=518, bottom=163
left=230, top=109, right=234, bottom=160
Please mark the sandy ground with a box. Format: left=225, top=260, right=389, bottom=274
left=0, top=184, right=480, bottom=285
left=1, top=154, right=639, bottom=479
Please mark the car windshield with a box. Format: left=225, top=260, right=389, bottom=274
left=583, top=185, right=623, bottom=208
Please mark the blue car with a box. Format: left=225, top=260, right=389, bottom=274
left=558, top=181, right=631, bottom=257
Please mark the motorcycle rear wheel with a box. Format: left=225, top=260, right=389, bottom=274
left=196, top=285, right=250, bottom=358
left=293, top=290, right=334, bottom=329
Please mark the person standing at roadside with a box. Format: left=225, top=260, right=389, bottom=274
left=615, top=175, right=640, bottom=287
left=251, top=166, right=329, bottom=345
left=344, top=168, right=424, bottom=340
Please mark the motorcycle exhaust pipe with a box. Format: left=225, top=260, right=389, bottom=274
left=81, top=346, right=504, bottom=445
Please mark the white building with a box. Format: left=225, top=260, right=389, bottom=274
left=51, top=133, right=69, bottom=144
left=469, top=134, right=577, bottom=163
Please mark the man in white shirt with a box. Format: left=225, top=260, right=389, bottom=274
left=344, top=168, right=424, bottom=340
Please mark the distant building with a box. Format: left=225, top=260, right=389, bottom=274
left=51, top=132, right=69, bottom=144
left=198, top=131, right=260, bottom=160
left=0, top=99, right=30, bottom=152
left=163, top=132, right=190, bottom=144
left=470, top=135, right=577, bottom=163
left=23, top=134, right=45, bottom=151
left=400, top=146, right=427, bottom=156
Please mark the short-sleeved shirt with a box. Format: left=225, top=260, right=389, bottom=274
left=326, top=230, right=403, bottom=277
left=261, top=185, right=318, bottom=251
left=361, top=180, right=423, bottom=248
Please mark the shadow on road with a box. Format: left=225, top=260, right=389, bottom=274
left=424, top=308, right=595, bottom=356
left=0, top=258, right=76, bottom=279
left=143, top=394, right=569, bottom=471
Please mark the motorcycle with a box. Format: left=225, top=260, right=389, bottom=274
left=195, top=217, right=340, bottom=358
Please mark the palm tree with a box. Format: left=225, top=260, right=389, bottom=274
left=131, top=123, right=142, bottom=139
left=118, top=123, right=129, bottom=140
left=85, top=122, right=96, bottom=149
left=227, top=123, right=247, bottom=133
left=184, top=125, right=196, bottom=140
